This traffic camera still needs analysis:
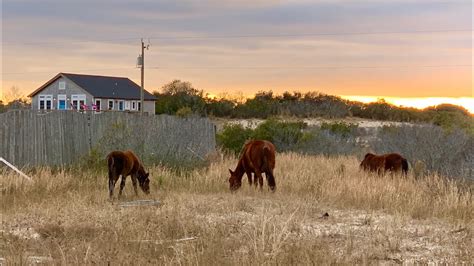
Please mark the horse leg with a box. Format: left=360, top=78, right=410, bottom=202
left=255, top=171, right=264, bottom=191
left=109, top=172, right=119, bottom=199
left=131, top=174, right=139, bottom=196
left=118, top=175, right=127, bottom=197
left=109, top=178, right=116, bottom=198
left=246, top=171, right=253, bottom=186
left=266, top=171, right=276, bottom=192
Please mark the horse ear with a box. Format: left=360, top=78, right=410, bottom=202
left=229, top=169, right=234, bottom=175
left=145, top=172, right=150, bottom=178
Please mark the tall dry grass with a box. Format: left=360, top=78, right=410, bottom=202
left=1, top=153, right=472, bottom=264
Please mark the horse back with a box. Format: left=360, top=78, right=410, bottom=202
left=242, top=140, right=276, bottom=172
left=107, top=150, right=140, bottom=176
left=383, top=153, right=405, bottom=171
left=361, top=153, right=385, bottom=171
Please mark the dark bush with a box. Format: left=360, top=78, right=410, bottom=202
left=216, top=120, right=307, bottom=154
left=216, top=124, right=253, bottom=155
left=205, top=99, right=235, bottom=117
left=252, top=119, right=306, bottom=151
left=154, top=80, right=207, bottom=116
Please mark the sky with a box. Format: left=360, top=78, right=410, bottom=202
left=1, top=0, right=473, bottom=108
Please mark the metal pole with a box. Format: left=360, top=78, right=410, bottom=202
left=140, top=38, right=145, bottom=115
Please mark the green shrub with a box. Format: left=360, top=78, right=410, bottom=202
left=216, top=124, right=253, bottom=155
left=176, top=107, right=193, bottom=118
left=252, top=119, right=306, bottom=151
left=216, top=119, right=307, bottom=154
left=320, top=121, right=358, bottom=138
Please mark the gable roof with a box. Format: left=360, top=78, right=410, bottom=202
left=29, top=73, right=157, bottom=101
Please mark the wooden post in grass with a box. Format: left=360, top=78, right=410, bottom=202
left=0, top=157, right=33, bottom=181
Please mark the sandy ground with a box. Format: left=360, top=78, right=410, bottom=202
left=212, top=117, right=410, bottom=131
left=1, top=193, right=471, bottom=264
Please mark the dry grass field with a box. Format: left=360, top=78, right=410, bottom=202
left=1, top=153, right=473, bottom=264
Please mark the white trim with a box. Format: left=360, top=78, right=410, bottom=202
left=58, top=81, right=66, bottom=90
left=38, top=94, right=53, bottom=110
left=125, top=101, right=131, bottom=110
left=71, top=94, right=86, bottom=110
left=131, top=101, right=136, bottom=111
left=118, top=100, right=125, bottom=111
left=57, top=94, right=67, bottom=110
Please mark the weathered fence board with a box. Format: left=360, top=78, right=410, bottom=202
left=0, top=110, right=216, bottom=167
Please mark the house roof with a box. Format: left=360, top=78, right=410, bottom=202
left=28, top=73, right=157, bottom=101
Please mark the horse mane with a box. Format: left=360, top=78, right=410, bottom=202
left=238, top=140, right=253, bottom=158
left=364, top=153, right=375, bottom=159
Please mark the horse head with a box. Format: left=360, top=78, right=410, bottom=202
left=228, top=169, right=241, bottom=191
left=138, top=171, right=150, bottom=194
left=360, top=153, right=375, bottom=169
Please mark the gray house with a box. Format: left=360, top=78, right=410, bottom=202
left=28, top=73, right=157, bottom=114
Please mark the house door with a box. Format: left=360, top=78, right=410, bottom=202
left=71, top=94, right=86, bottom=110
left=57, top=95, right=67, bottom=110
left=94, top=99, right=101, bottom=112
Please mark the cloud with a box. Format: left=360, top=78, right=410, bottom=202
left=2, top=0, right=472, bottom=97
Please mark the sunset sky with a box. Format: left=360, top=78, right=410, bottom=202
left=1, top=0, right=472, bottom=110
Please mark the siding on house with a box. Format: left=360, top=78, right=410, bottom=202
left=143, top=100, right=155, bottom=114
left=93, top=98, right=154, bottom=113
left=31, top=76, right=93, bottom=110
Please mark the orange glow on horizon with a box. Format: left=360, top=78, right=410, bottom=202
left=341, top=96, right=474, bottom=114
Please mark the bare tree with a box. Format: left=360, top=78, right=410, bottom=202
left=3, top=86, right=27, bottom=103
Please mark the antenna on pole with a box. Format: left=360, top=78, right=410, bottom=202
left=137, top=38, right=150, bottom=115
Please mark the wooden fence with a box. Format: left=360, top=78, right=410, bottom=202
left=0, top=110, right=216, bottom=167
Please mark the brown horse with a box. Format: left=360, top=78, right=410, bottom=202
left=229, top=140, right=276, bottom=191
left=106, top=150, right=150, bottom=198
left=360, top=153, right=408, bottom=175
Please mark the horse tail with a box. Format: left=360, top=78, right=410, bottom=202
left=262, top=146, right=272, bottom=167
left=264, top=145, right=277, bottom=191
left=402, top=158, right=409, bottom=175
left=107, top=154, right=114, bottom=178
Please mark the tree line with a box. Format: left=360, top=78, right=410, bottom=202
left=153, top=80, right=473, bottom=134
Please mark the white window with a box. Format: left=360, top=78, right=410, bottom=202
left=125, top=101, right=131, bottom=110
left=131, top=101, right=136, bottom=110
left=71, top=94, right=87, bottom=110
left=59, top=81, right=66, bottom=90
left=57, top=94, right=67, bottom=110
left=108, top=99, right=114, bottom=110
left=38, top=95, right=53, bottom=110
left=137, top=102, right=141, bottom=111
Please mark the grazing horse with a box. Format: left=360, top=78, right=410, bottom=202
left=360, top=153, right=408, bottom=175
left=229, top=140, right=276, bottom=191
left=106, top=150, right=150, bottom=198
